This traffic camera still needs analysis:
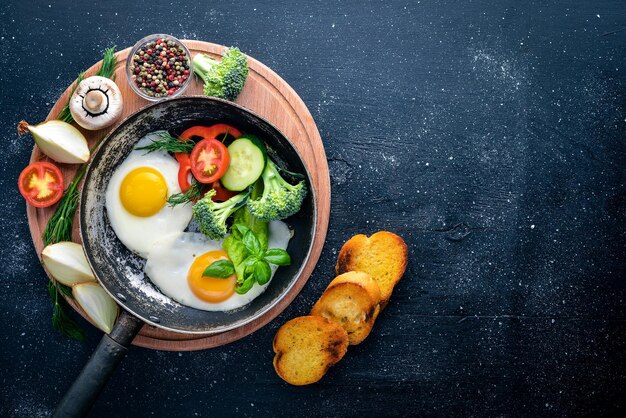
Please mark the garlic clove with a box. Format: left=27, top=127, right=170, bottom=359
left=18, top=120, right=90, bottom=164
left=41, top=242, right=96, bottom=286
left=73, top=282, right=119, bottom=334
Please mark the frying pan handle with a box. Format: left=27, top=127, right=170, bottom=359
left=53, top=310, right=144, bottom=418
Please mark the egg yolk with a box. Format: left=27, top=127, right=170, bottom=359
left=119, top=167, right=168, bottom=217
left=187, top=250, right=236, bottom=303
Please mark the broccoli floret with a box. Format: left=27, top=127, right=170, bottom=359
left=247, top=160, right=307, bottom=221
left=193, top=189, right=250, bottom=239
left=192, top=47, right=249, bottom=100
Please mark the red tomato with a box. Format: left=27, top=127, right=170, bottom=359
left=176, top=124, right=241, bottom=188
left=179, top=124, right=242, bottom=142
left=210, top=181, right=238, bottom=202
left=18, top=162, right=64, bottom=208
left=190, top=139, right=230, bottom=184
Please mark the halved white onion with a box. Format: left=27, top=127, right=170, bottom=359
left=42, top=242, right=96, bottom=286
left=73, top=283, right=119, bottom=334
left=18, top=120, right=89, bottom=164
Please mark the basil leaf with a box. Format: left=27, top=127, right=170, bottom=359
left=254, top=260, right=272, bottom=285
left=202, top=260, right=235, bottom=278
left=264, top=249, right=291, bottom=266
left=223, top=235, right=248, bottom=285
left=242, top=255, right=259, bottom=268
left=232, top=223, right=250, bottom=238
left=243, top=230, right=263, bottom=257
left=235, top=270, right=255, bottom=294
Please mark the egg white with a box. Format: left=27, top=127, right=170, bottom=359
left=144, top=221, right=292, bottom=311
left=105, top=132, right=193, bottom=258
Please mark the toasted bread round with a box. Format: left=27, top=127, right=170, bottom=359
left=336, top=231, right=408, bottom=305
left=273, top=316, right=349, bottom=386
left=311, top=272, right=381, bottom=345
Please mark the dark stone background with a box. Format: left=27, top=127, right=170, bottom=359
left=1, top=0, right=624, bottom=416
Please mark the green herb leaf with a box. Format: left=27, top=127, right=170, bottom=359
left=235, top=273, right=255, bottom=295
left=243, top=230, right=263, bottom=257
left=136, top=132, right=194, bottom=154
left=47, top=281, right=85, bottom=341
left=57, top=72, right=85, bottom=123
left=232, top=223, right=250, bottom=238
left=167, top=181, right=204, bottom=207
left=242, top=255, right=259, bottom=268
left=254, top=260, right=272, bottom=285
left=264, top=248, right=291, bottom=266
left=96, top=47, right=118, bottom=79
left=202, top=260, right=235, bottom=278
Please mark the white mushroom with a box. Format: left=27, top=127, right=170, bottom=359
left=69, top=76, right=123, bottom=130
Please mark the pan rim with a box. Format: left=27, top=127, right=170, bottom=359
left=79, top=96, right=318, bottom=335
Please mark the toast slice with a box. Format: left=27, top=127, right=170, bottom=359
left=311, top=271, right=381, bottom=345
left=336, top=231, right=408, bottom=305
left=273, top=316, right=349, bottom=386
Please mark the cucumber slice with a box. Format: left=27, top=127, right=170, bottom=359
left=221, top=137, right=267, bottom=191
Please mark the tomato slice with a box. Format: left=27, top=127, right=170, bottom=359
left=175, top=153, right=192, bottom=192
left=18, top=162, right=64, bottom=208
left=180, top=124, right=242, bottom=142
left=176, top=124, right=241, bottom=186
left=210, top=181, right=238, bottom=202
left=190, top=139, right=230, bottom=184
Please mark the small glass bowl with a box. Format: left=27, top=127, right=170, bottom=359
left=126, top=34, right=193, bottom=101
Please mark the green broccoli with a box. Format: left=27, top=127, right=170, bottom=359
left=192, top=47, right=249, bottom=100
left=192, top=189, right=250, bottom=239
left=246, top=160, right=307, bottom=221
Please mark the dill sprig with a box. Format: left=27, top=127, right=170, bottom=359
left=136, top=132, right=195, bottom=154
left=96, top=47, right=118, bottom=80
left=56, top=47, right=117, bottom=124
left=42, top=165, right=86, bottom=245
left=48, top=281, right=85, bottom=341
left=57, top=72, right=85, bottom=123
left=42, top=164, right=87, bottom=341
left=43, top=46, right=117, bottom=340
left=167, top=181, right=205, bottom=207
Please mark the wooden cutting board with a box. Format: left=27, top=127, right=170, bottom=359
left=26, top=40, right=330, bottom=351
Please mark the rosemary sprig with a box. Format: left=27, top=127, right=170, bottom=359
left=56, top=47, right=117, bottom=124
left=167, top=180, right=205, bottom=207
left=136, top=132, right=195, bottom=154
left=43, top=46, right=117, bottom=340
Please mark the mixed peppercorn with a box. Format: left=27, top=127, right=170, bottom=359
left=129, top=37, right=190, bottom=98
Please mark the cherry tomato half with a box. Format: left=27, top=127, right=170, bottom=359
left=176, top=124, right=242, bottom=190
left=18, top=162, right=64, bottom=208
left=210, top=181, right=238, bottom=202
left=190, top=139, right=230, bottom=184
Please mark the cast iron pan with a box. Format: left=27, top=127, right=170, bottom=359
left=53, top=97, right=316, bottom=417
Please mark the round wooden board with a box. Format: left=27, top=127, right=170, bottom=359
left=27, top=40, right=330, bottom=351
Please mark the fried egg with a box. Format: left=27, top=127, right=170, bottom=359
left=144, top=221, right=292, bottom=311
left=105, top=132, right=193, bottom=258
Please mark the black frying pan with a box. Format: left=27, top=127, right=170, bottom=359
left=53, top=97, right=316, bottom=417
